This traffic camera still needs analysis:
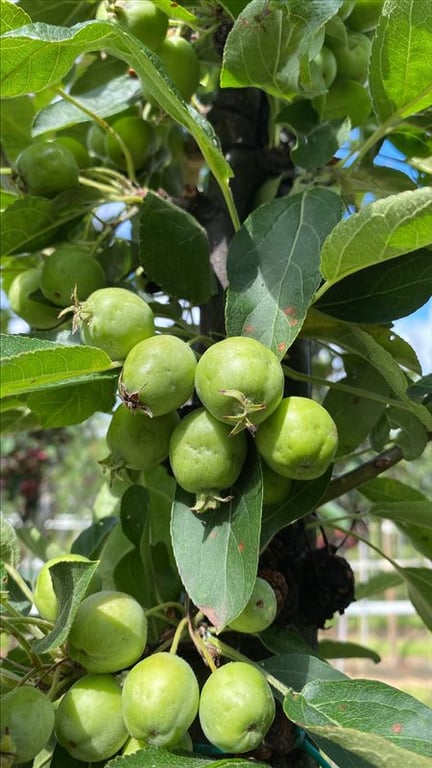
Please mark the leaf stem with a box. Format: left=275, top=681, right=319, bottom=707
left=169, top=616, right=188, bottom=655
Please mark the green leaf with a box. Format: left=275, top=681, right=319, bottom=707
left=316, top=249, right=432, bottom=324
left=261, top=652, right=346, bottom=699
left=26, top=377, right=117, bottom=427
left=17, top=0, right=98, bottom=26
left=260, top=626, right=317, bottom=656
left=221, top=0, right=342, bottom=99
left=0, top=514, right=20, bottom=567
left=0, top=0, right=30, bottom=34
left=1, top=196, right=60, bottom=254
left=146, top=0, right=198, bottom=25
left=226, top=189, right=342, bottom=357
left=0, top=344, right=118, bottom=399
left=318, top=640, right=381, bottom=664
left=1, top=95, right=34, bottom=162
left=323, top=356, right=390, bottom=457
left=298, top=724, right=432, bottom=768
left=139, top=192, right=213, bottom=305
left=396, top=567, right=432, bottom=631
left=387, top=405, right=428, bottom=460
left=32, top=74, right=142, bottom=135
left=291, top=121, right=347, bottom=169
left=171, top=442, right=262, bottom=632
left=106, top=746, right=271, bottom=767
left=368, top=501, right=432, bottom=530
left=71, top=517, right=118, bottom=559
left=0, top=19, right=238, bottom=227
left=319, top=188, right=432, bottom=290
left=120, top=485, right=150, bottom=548
left=370, top=0, right=432, bottom=121
left=32, top=560, right=99, bottom=653
left=407, top=374, right=432, bottom=402
left=343, top=166, right=417, bottom=201
left=51, top=741, right=106, bottom=768
left=260, top=466, right=332, bottom=550
left=301, top=313, right=432, bottom=429
left=16, top=523, right=63, bottom=561
left=1, top=333, right=60, bottom=356
left=355, top=571, right=404, bottom=601
left=284, top=678, right=432, bottom=759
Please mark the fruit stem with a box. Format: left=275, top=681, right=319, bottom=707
left=145, top=602, right=185, bottom=619
left=169, top=616, right=188, bottom=655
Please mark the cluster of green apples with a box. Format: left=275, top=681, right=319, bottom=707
left=98, top=328, right=338, bottom=513
left=0, top=555, right=279, bottom=763
left=311, top=0, right=384, bottom=126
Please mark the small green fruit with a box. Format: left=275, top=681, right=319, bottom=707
left=262, top=462, right=292, bottom=506
left=120, top=334, right=197, bottom=416
left=40, top=244, right=105, bottom=307
left=1, top=687, right=55, bottom=764
left=105, top=116, right=156, bottom=170
left=105, top=404, right=179, bottom=471
left=16, top=141, right=79, bottom=197
left=229, top=577, right=277, bottom=634
left=169, top=408, right=248, bottom=512
left=55, top=674, right=128, bottom=761
left=157, top=37, right=201, bottom=101
left=199, top=662, right=275, bottom=753
left=34, top=554, right=101, bottom=622
left=8, top=268, right=61, bottom=330
left=194, top=336, right=284, bottom=434
left=122, top=652, right=199, bottom=746
left=68, top=590, right=148, bottom=673
left=256, top=396, right=338, bottom=480
left=78, top=287, right=155, bottom=361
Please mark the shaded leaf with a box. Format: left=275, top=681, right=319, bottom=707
left=407, top=374, right=432, bottom=402
left=355, top=571, right=404, bottom=601
left=71, top=517, right=118, bottom=559
left=343, top=166, right=417, bottom=201
left=260, top=466, right=332, bottom=551
left=297, top=724, right=432, bottom=768
left=120, top=485, right=150, bottom=548
left=260, top=627, right=317, bottom=657
left=171, top=442, right=262, bottom=631
left=261, top=652, right=346, bottom=701
left=284, top=678, right=432, bottom=759
left=17, top=0, right=97, bottom=26
left=32, top=74, right=142, bottom=135
left=1, top=196, right=60, bottom=254
left=396, top=567, right=432, bottom=631
left=318, top=640, right=380, bottom=664
left=32, top=560, right=99, bottom=653
left=368, top=501, right=432, bottom=530
left=316, top=249, right=432, bottom=324
left=226, top=189, right=342, bottom=357
left=221, top=0, right=342, bottom=99
left=1, top=94, right=34, bottom=162
left=323, top=357, right=390, bottom=457
left=139, top=192, right=213, bottom=305
left=27, top=377, right=117, bottom=427
left=301, top=312, right=432, bottom=429
left=319, top=188, right=432, bottom=289
left=387, top=405, right=428, bottom=460
left=370, top=0, right=432, bottom=121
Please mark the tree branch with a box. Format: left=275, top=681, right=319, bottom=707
left=321, top=444, right=404, bottom=504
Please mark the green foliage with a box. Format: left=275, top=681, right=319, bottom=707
left=1, top=0, right=431, bottom=766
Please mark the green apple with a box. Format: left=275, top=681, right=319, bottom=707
left=54, top=674, right=128, bottom=761
left=1, top=686, right=55, bottom=764
left=68, top=590, right=148, bottom=673
left=228, top=577, right=277, bottom=634
left=33, top=554, right=101, bottom=622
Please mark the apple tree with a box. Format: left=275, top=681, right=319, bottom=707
left=1, top=1, right=431, bottom=766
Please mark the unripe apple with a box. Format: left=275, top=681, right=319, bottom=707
left=229, top=577, right=277, bottom=634
left=122, top=652, right=199, bottom=746
left=54, top=674, right=128, bottom=761
left=33, top=553, right=101, bottom=622
left=0, top=686, right=55, bottom=764
left=68, top=590, right=148, bottom=673
left=199, top=662, right=275, bottom=753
